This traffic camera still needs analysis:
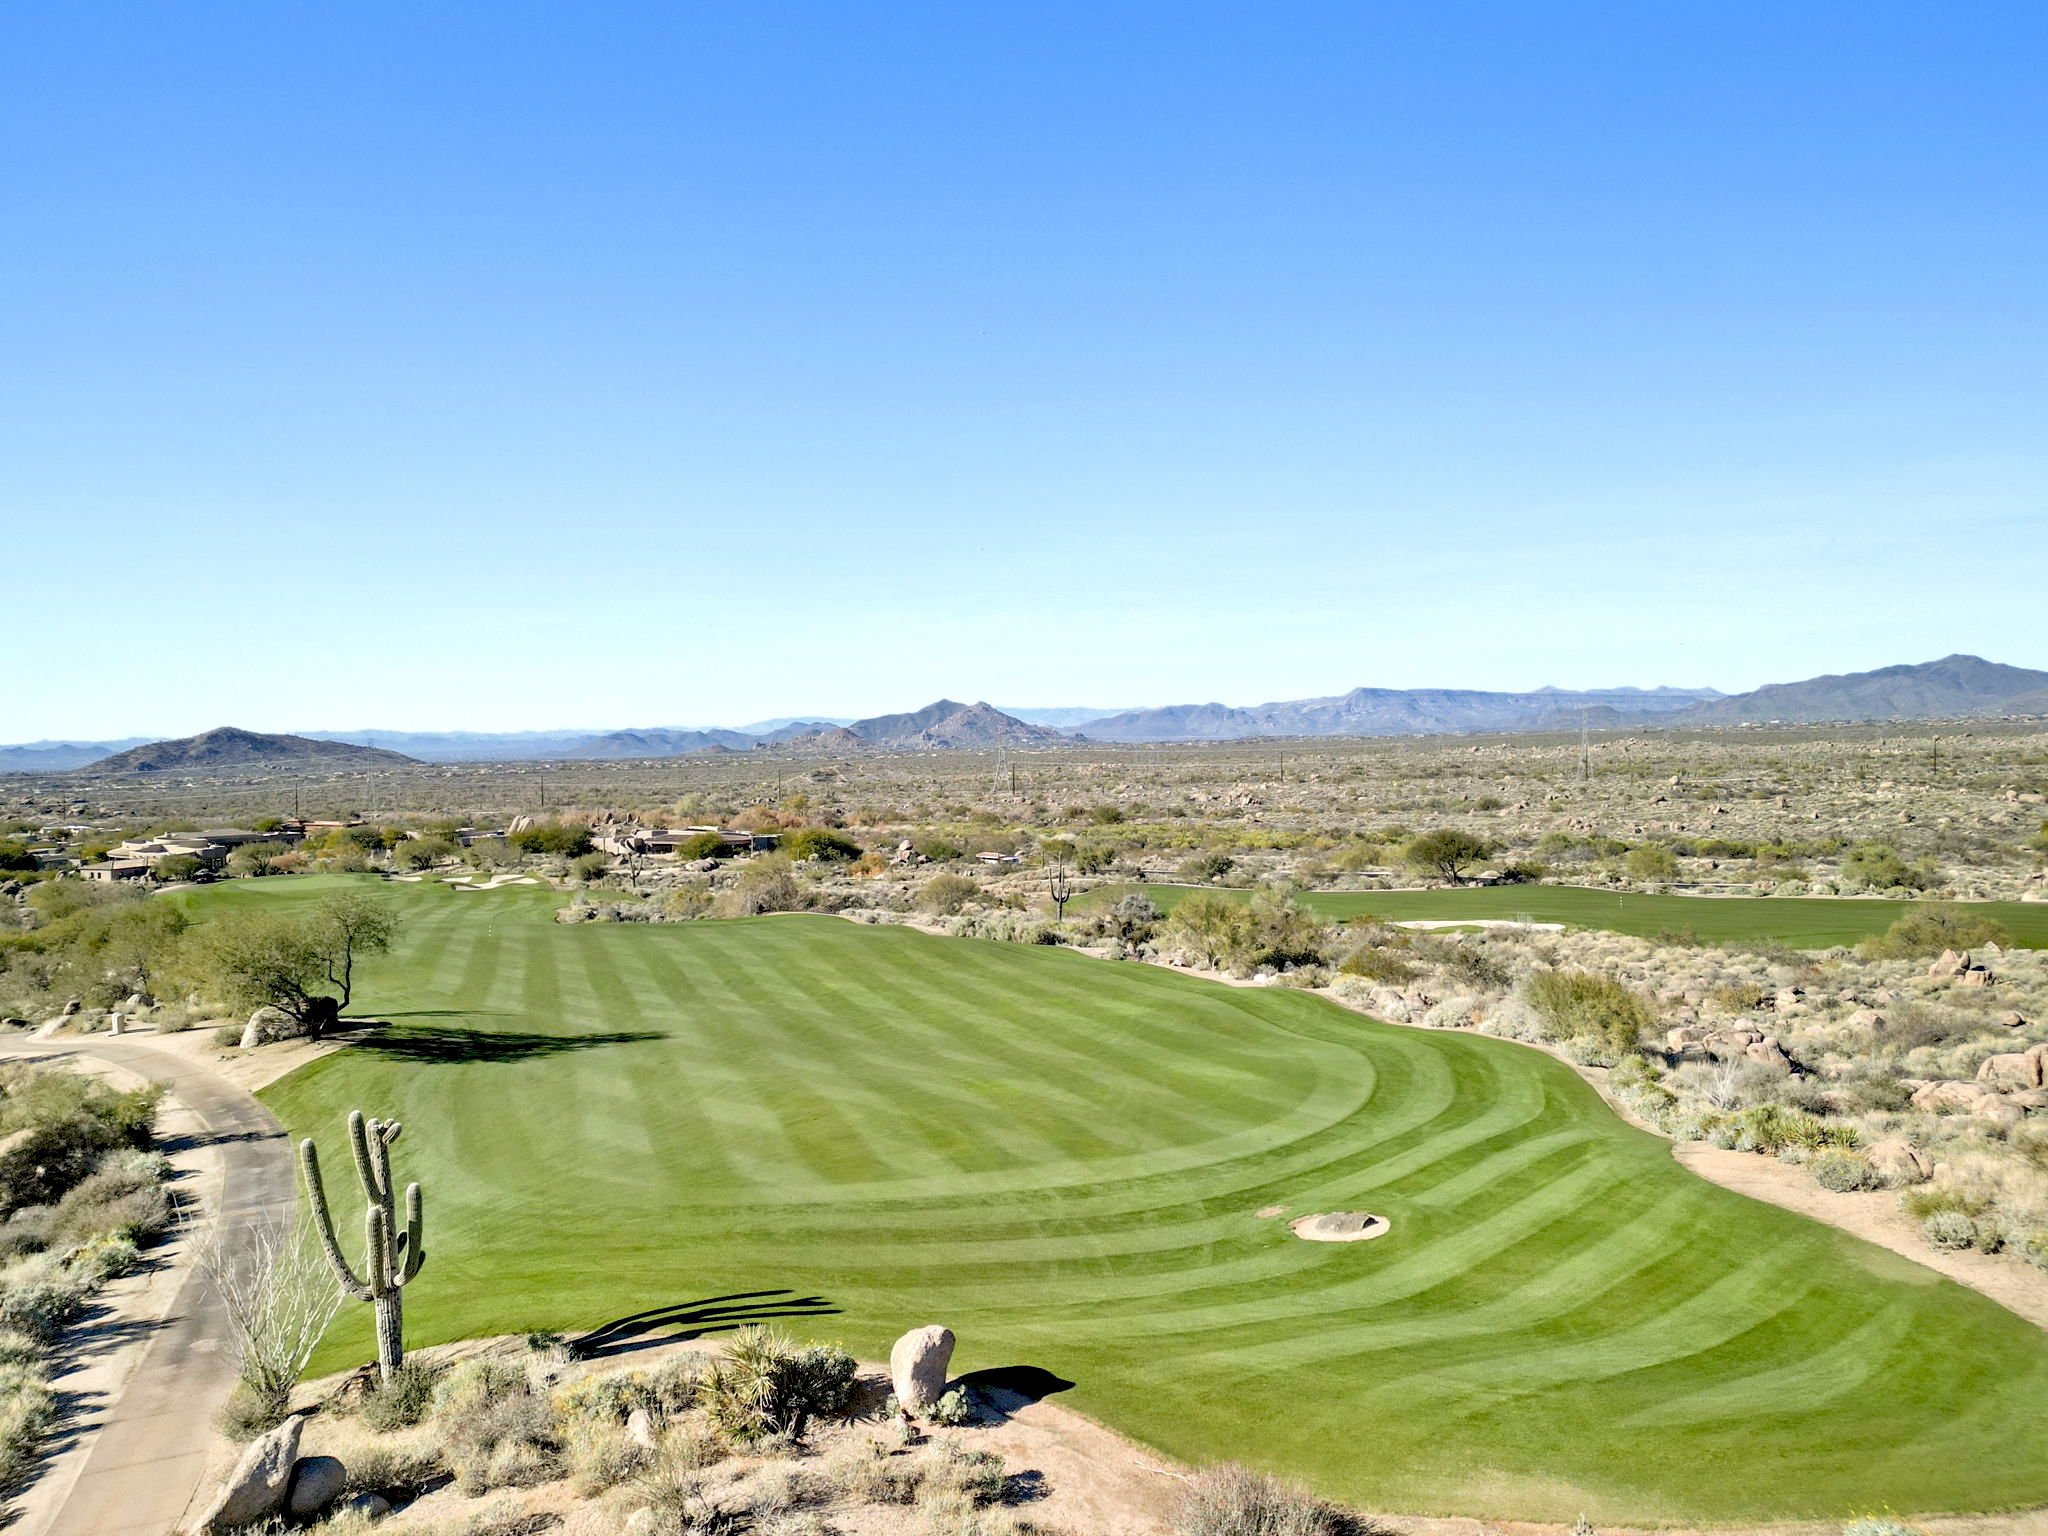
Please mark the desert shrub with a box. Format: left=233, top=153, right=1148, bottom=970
left=1497, top=859, right=1549, bottom=884
left=1107, top=892, right=1161, bottom=941
left=1162, top=892, right=1258, bottom=972
left=563, top=1414, right=643, bottom=1494
left=918, top=874, right=980, bottom=916
left=358, top=1358, right=443, bottom=1430
left=832, top=1442, right=925, bottom=1505
left=1859, top=904, right=2011, bottom=960
left=0, top=1254, right=87, bottom=1343
left=1409, top=936, right=1511, bottom=992
left=924, top=1444, right=1006, bottom=1506
left=1171, top=1462, right=1380, bottom=1536
left=1808, top=1150, right=1876, bottom=1193
left=41, top=1149, right=171, bottom=1249
left=1922, top=1210, right=1977, bottom=1250
left=553, top=1356, right=702, bottom=1426
left=217, top=1379, right=291, bottom=1441
left=1840, top=842, right=1935, bottom=892
left=713, top=857, right=808, bottom=918
left=434, top=1357, right=561, bottom=1494
left=1337, top=944, right=1416, bottom=985
left=783, top=828, right=862, bottom=863
left=698, top=1327, right=857, bottom=1444
left=1626, top=844, right=1678, bottom=881
left=0, top=1358, right=53, bottom=1492
left=928, top=1385, right=977, bottom=1426
left=510, top=821, right=593, bottom=857
left=0, top=1066, right=161, bottom=1217
left=569, top=852, right=611, bottom=883
left=1176, top=851, right=1235, bottom=883
left=1523, top=971, right=1654, bottom=1059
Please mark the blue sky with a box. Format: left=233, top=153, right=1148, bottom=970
left=4, top=3, right=2043, bottom=738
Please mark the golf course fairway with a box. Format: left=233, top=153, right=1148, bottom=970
left=1077, top=880, right=2048, bottom=949
left=209, top=877, right=2048, bottom=1524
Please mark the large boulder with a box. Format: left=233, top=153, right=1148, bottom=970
left=889, top=1325, right=956, bottom=1414
left=196, top=1414, right=303, bottom=1532
left=1866, top=1139, right=1932, bottom=1186
left=286, top=1455, right=348, bottom=1518
left=1928, top=950, right=1968, bottom=980
left=241, top=1005, right=307, bottom=1049
left=1976, top=1044, right=2048, bottom=1092
left=1744, top=1037, right=1794, bottom=1074
left=1912, top=1080, right=2022, bottom=1124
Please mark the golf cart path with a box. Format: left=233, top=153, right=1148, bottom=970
left=0, top=1034, right=296, bottom=1536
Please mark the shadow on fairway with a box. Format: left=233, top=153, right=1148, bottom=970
left=354, top=1026, right=662, bottom=1064
left=570, top=1289, right=841, bottom=1359
left=958, top=1365, right=1075, bottom=1402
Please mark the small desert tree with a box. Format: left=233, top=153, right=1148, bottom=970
left=204, top=1215, right=346, bottom=1431
left=227, top=841, right=291, bottom=878
left=310, top=891, right=398, bottom=1016
left=1402, top=828, right=1490, bottom=885
left=185, top=891, right=395, bottom=1034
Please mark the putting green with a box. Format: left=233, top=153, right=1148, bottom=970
left=1078, top=881, right=2048, bottom=949
left=204, top=878, right=2048, bottom=1523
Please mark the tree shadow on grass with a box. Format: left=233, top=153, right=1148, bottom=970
left=352, top=1027, right=662, bottom=1064
left=569, top=1289, right=841, bottom=1360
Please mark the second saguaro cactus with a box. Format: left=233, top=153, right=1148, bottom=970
left=301, top=1109, right=425, bottom=1380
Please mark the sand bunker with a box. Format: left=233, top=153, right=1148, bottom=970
left=1289, top=1211, right=1390, bottom=1243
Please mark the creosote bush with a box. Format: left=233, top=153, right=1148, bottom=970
left=1523, top=970, right=1654, bottom=1060
left=1172, top=1462, right=1385, bottom=1536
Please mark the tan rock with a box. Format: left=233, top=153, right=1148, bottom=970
left=889, top=1325, right=955, bottom=1414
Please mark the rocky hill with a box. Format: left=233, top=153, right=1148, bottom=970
left=785, top=701, right=1063, bottom=751
left=1079, top=685, right=1720, bottom=742
left=76, top=727, right=421, bottom=774
left=1673, top=655, right=2048, bottom=726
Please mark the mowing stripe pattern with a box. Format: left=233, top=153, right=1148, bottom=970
left=231, top=878, right=2048, bottom=1524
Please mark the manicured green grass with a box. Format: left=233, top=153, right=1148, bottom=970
left=1078, top=881, right=2048, bottom=949
left=207, top=877, right=2048, bottom=1523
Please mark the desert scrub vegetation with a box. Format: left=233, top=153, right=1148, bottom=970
left=1171, top=1462, right=1387, bottom=1536
left=282, top=1334, right=1074, bottom=1534
left=0, top=1064, right=171, bottom=1489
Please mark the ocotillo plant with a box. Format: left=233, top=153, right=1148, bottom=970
left=301, top=1109, right=425, bottom=1380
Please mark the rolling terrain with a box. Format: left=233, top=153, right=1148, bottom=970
left=178, top=877, right=2048, bottom=1524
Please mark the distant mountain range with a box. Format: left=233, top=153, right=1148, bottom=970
left=1671, top=654, right=2048, bottom=726
left=12, top=657, right=2046, bottom=773
left=76, top=727, right=421, bottom=775
left=1078, top=685, right=1724, bottom=742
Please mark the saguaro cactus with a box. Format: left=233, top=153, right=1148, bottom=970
left=300, top=1109, right=425, bottom=1380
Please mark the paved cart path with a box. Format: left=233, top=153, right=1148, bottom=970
left=0, top=1035, right=296, bottom=1536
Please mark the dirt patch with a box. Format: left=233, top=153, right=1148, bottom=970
left=1254, top=1204, right=1289, bottom=1219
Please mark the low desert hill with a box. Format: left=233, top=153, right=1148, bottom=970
left=1674, top=654, right=2048, bottom=725
left=76, top=727, right=421, bottom=774
left=786, top=700, right=1063, bottom=751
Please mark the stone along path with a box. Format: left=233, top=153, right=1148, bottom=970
left=0, top=1034, right=297, bottom=1536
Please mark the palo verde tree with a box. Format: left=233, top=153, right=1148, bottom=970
left=301, top=1109, right=426, bottom=1380
left=187, top=890, right=396, bottom=1035
left=1401, top=828, right=1491, bottom=885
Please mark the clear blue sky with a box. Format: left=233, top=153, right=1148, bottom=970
left=5, top=2, right=2043, bottom=738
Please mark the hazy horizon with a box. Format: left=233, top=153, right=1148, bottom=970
left=7, top=5, right=2044, bottom=739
